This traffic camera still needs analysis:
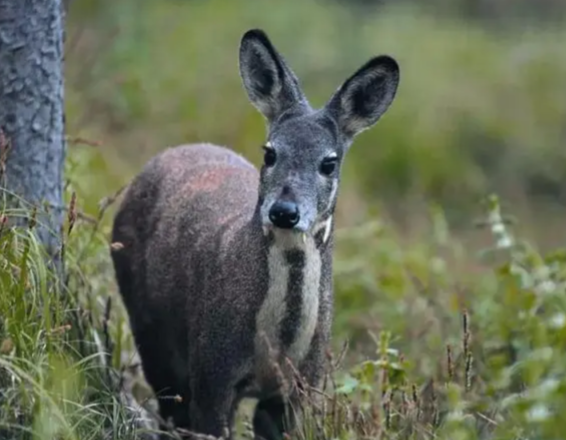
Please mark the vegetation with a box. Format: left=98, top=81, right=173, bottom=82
left=65, top=1, right=566, bottom=230
left=1, top=0, right=566, bottom=438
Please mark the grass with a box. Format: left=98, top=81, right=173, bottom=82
left=2, top=143, right=566, bottom=439
left=0, top=167, right=151, bottom=439
left=2, top=0, right=566, bottom=438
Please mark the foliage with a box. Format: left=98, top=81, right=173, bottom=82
left=2, top=0, right=566, bottom=438
left=322, top=195, right=566, bottom=439
left=0, top=150, right=155, bottom=439
left=2, top=145, right=566, bottom=438
left=64, top=0, right=566, bottom=229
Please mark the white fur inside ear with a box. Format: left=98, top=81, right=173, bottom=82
left=265, top=141, right=272, bottom=148
left=327, top=151, right=338, bottom=159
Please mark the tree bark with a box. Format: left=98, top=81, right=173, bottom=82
left=0, top=0, right=66, bottom=269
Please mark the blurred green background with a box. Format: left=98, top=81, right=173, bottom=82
left=65, top=0, right=566, bottom=245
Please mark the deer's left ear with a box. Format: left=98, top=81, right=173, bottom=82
left=239, top=29, right=309, bottom=124
left=324, top=55, right=400, bottom=139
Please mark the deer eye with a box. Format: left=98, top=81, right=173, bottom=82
left=319, top=156, right=338, bottom=176
left=263, top=146, right=276, bottom=167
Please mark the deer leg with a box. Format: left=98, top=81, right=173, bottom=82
left=189, top=377, right=238, bottom=439
left=131, top=323, right=191, bottom=433
left=252, top=394, right=297, bottom=440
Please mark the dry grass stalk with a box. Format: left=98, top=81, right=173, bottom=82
left=446, top=343, right=454, bottom=382
left=67, top=191, right=77, bottom=235
left=0, top=127, right=11, bottom=178
left=65, top=135, right=102, bottom=147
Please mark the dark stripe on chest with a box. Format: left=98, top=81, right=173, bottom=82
left=279, top=249, right=305, bottom=348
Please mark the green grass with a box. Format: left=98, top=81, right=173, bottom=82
left=2, top=145, right=566, bottom=439
left=2, top=0, right=566, bottom=438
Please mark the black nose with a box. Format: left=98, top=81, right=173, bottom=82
left=269, top=201, right=300, bottom=229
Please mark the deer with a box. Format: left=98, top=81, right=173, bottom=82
left=110, top=28, right=400, bottom=439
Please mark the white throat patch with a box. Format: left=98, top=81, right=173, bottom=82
left=255, top=231, right=322, bottom=371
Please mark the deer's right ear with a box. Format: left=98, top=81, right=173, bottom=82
left=239, top=29, right=308, bottom=123
left=324, top=55, right=400, bottom=139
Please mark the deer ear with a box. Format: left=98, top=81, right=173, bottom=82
left=324, top=55, right=400, bottom=138
left=239, top=29, right=309, bottom=123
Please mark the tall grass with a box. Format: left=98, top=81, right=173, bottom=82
left=2, top=146, right=566, bottom=438
left=0, top=150, right=155, bottom=439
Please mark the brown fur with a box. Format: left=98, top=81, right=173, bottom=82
left=112, top=143, right=333, bottom=438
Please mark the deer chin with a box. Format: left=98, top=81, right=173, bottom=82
left=262, top=223, right=314, bottom=247
left=262, top=221, right=309, bottom=235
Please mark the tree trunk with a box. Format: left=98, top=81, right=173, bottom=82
left=0, top=0, right=66, bottom=270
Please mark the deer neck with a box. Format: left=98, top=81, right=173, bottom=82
left=254, top=210, right=333, bottom=370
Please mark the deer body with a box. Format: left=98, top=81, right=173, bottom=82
left=111, top=29, right=399, bottom=439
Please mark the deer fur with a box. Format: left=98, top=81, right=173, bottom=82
left=110, top=29, right=400, bottom=439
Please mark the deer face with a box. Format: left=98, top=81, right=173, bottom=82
left=238, top=30, right=400, bottom=237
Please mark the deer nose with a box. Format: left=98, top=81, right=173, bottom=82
left=269, top=201, right=300, bottom=229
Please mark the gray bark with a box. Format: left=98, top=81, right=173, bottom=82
left=0, top=0, right=66, bottom=266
